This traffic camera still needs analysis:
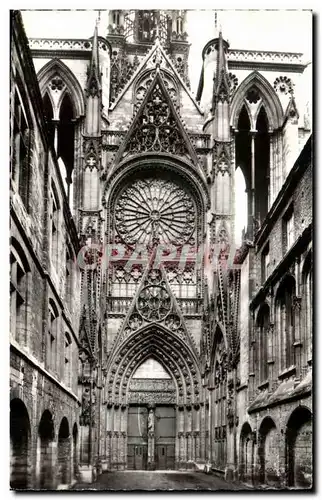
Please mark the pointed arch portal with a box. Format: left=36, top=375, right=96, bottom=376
left=127, top=357, right=176, bottom=470
left=104, top=325, right=203, bottom=470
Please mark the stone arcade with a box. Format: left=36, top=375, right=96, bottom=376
left=10, top=10, right=312, bottom=489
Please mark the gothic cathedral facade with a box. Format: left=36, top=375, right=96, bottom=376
left=10, top=10, right=312, bottom=489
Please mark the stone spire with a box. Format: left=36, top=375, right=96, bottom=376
left=212, top=29, right=230, bottom=142
left=213, top=30, right=230, bottom=112
left=86, top=24, right=101, bottom=100
left=85, top=23, right=101, bottom=136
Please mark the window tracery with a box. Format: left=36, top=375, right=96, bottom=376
left=246, top=87, right=261, bottom=104
left=273, top=76, right=294, bottom=95
left=114, top=178, right=196, bottom=247
left=136, top=285, right=171, bottom=321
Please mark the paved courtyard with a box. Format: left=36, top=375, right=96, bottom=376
left=72, top=471, right=250, bottom=491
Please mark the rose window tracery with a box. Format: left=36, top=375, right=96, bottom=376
left=115, top=178, right=196, bottom=247
left=136, top=285, right=171, bottom=321
left=273, top=76, right=294, bottom=95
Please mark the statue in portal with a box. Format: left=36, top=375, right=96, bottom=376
left=148, top=408, right=155, bottom=433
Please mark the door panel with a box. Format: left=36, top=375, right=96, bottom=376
left=155, top=406, right=176, bottom=470
left=127, top=405, right=176, bottom=470
left=127, top=406, right=148, bottom=470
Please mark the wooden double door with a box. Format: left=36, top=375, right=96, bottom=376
left=127, top=405, right=175, bottom=470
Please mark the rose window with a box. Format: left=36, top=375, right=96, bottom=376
left=115, top=178, right=195, bottom=246
left=137, top=285, right=171, bottom=321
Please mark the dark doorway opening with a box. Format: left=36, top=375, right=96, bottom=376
left=10, top=398, right=31, bottom=489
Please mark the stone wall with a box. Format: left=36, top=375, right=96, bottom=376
left=10, top=12, right=81, bottom=490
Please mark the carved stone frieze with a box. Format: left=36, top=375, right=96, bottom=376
left=128, top=391, right=176, bottom=404
left=129, top=378, right=175, bottom=392
left=29, top=37, right=109, bottom=52
left=227, top=49, right=302, bottom=65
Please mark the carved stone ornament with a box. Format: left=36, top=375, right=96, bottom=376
left=246, top=86, right=261, bottom=104
left=128, top=391, right=176, bottom=404
left=217, top=70, right=230, bottom=103
left=228, top=72, right=238, bottom=96
left=273, top=76, right=294, bottom=95
left=110, top=48, right=140, bottom=103
left=171, top=54, right=190, bottom=88
left=136, top=285, right=171, bottom=322
left=49, top=75, right=65, bottom=92
left=125, top=82, right=189, bottom=156
left=87, top=73, right=101, bottom=98
left=128, top=313, right=143, bottom=330
left=114, top=178, right=196, bottom=247
left=135, top=70, right=178, bottom=110
left=165, top=313, right=181, bottom=330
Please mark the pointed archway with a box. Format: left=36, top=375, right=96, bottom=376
left=37, top=59, right=85, bottom=119
left=209, top=325, right=227, bottom=470
left=103, top=325, right=203, bottom=471
left=231, top=71, right=283, bottom=131
left=239, top=422, right=253, bottom=484
left=127, top=358, right=176, bottom=470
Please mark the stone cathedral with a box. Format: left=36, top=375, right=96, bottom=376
left=10, top=9, right=312, bottom=490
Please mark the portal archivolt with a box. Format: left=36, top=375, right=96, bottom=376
left=103, top=326, right=204, bottom=470
left=105, top=325, right=202, bottom=406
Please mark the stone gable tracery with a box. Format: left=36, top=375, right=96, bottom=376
left=127, top=82, right=187, bottom=156
left=134, top=69, right=179, bottom=111
left=114, top=72, right=198, bottom=165
left=108, top=263, right=200, bottom=357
